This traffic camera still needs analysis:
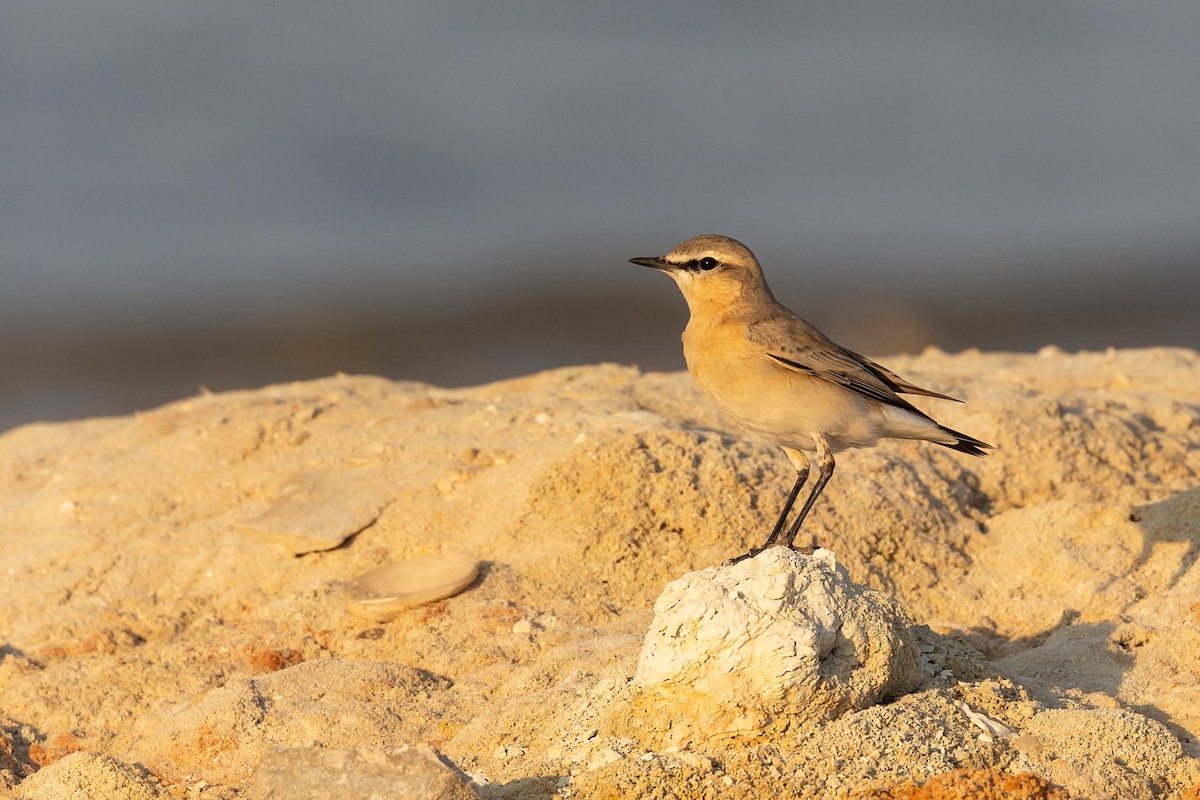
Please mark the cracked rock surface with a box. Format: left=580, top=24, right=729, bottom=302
left=617, top=548, right=922, bottom=748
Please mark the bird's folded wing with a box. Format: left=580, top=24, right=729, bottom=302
left=765, top=349, right=931, bottom=419
left=858, top=357, right=961, bottom=402
left=748, top=314, right=960, bottom=414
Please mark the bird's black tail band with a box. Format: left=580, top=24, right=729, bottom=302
left=937, top=425, right=992, bottom=457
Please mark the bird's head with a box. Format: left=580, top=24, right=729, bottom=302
left=629, top=234, right=773, bottom=314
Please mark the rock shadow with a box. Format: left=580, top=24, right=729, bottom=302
left=1129, top=483, right=1200, bottom=590
left=479, top=775, right=563, bottom=799
left=991, top=620, right=1130, bottom=697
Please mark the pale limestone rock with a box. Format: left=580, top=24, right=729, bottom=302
left=617, top=546, right=921, bottom=748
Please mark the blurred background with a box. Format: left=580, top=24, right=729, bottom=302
left=3, top=3, right=1199, bottom=433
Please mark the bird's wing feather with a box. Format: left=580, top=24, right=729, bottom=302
left=859, top=357, right=961, bottom=402
left=748, top=314, right=953, bottom=418
left=765, top=350, right=933, bottom=420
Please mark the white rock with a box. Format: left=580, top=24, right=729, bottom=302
left=625, top=547, right=921, bottom=747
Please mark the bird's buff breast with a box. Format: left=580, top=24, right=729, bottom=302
left=681, top=322, right=878, bottom=451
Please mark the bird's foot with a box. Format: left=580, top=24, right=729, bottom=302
left=721, top=541, right=821, bottom=567
left=721, top=547, right=763, bottom=567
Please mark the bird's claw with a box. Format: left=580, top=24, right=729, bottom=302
left=721, top=541, right=821, bottom=567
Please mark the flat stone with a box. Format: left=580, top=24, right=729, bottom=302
left=345, top=552, right=479, bottom=622
left=246, top=744, right=478, bottom=800
left=238, top=467, right=390, bottom=555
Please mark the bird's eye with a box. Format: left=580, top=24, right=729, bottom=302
left=698, top=257, right=718, bottom=271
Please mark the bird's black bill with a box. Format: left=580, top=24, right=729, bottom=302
left=629, top=256, right=671, bottom=270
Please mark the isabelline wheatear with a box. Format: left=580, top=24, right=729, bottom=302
left=631, top=234, right=990, bottom=564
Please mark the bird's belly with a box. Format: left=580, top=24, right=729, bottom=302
left=684, top=341, right=881, bottom=452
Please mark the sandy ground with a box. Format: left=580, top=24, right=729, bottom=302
left=2, top=347, right=1200, bottom=798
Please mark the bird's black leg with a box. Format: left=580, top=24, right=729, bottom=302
left=762, top=464, right=808, bottom=548
left=780, top=440, right=835, bottom=549
left=723, top=463, right=808, bottom=566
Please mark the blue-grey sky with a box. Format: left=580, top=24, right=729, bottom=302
left=2, top=3, right=1199, bottom=428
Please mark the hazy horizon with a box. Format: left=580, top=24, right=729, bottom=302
left=4, top=3, right=1199, bottom=431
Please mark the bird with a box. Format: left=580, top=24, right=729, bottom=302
left=630, top=234, right=990, bottom=564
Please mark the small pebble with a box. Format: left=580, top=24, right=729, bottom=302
left=586, top=748, right=621, bottom=771
left=1011, top=733, right=1044, bottom=756
left=674, top=752, right=713, bottom=772
left=492, top=743, right=525, bottom=760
